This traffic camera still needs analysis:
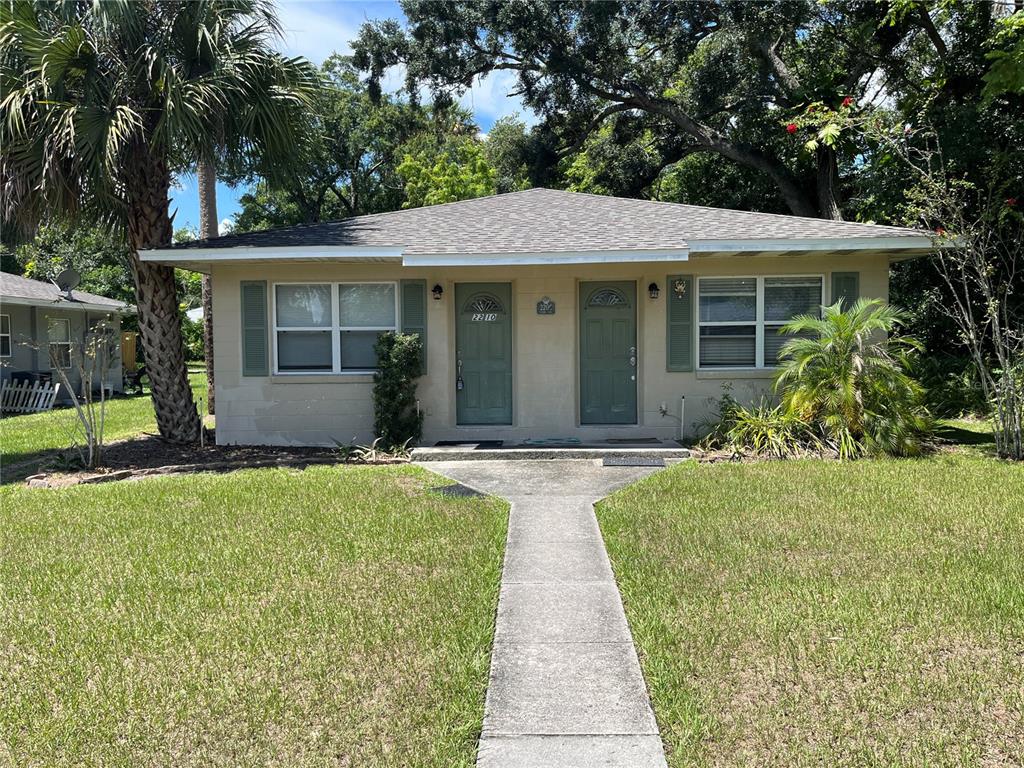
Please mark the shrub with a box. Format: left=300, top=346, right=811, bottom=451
left=909, top=352, right=990, bottom=418
left=372, top=332, right=424, bottom=449
left=774, top=299, right=933, bottom=458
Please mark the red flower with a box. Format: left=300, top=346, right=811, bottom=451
left=1007, top=197, right=1018, bottom=208
left=935, top=227, right=946, bottom=236
left=841, top=96, right=854, bottom=108
left=786, top=123, right=798, bottom=134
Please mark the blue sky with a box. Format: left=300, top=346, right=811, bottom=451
left=169, top=0, right=534, bottom=234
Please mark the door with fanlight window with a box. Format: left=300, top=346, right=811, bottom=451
left=455, top=283, right=513, bottom=425
left=579, top=282, right=637, bottom=425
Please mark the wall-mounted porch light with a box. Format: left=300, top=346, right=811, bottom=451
left=647, top=282, right=660, bottom=300
left=432, top=284, right=444, bottom=301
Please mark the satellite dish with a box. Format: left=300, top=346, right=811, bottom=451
left=55, top=268, right=81, bottom=297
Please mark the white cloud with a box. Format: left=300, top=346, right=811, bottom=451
left=219, top=218, right=235, bottom=236
left=458, top=70, right=539, bottom=129
left=275, top=0, right=363, bottom=63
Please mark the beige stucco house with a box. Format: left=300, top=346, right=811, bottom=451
left=142, top=188, right=934, bottom=447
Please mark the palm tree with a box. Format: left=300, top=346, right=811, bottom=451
left=0, top=0, right=317, bottom=441
left=774, top=299, right=932, bottom=457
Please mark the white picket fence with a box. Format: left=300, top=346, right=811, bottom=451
left=0, top=380, right=62, bottom=415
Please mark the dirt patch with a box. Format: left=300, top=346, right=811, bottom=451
left=15, top=432, right=406, bottom=488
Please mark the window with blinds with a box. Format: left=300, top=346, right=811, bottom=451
left=764, top=277, right=822, bottom=363
left=273, top=282, right=399, bottom=373
left=697, top=276, right=822, bottom=369
left=699, top=278, right=756, bottom=368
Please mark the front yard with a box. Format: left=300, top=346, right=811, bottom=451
left=598, top=450, right=1024, bottom=766
left=0, top=466, right=507, bottom=767
left=0, top=370, right=207, bottom=469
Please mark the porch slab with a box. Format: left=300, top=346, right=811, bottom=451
left=411, top=442, right=690, bottom=462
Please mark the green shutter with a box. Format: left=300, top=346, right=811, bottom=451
left=240, top=281, right=268, bottom=376
left=831, top=272, right=860, bottom=311
left=400, top=279, right=427, bottom=372
left=666, top=274, right=694, bottom=372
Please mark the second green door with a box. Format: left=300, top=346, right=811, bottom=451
left=580, top=281, right=637, bottom=425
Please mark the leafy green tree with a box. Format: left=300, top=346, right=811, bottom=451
left=14, top=223, right=135, bottom=306
left=483, top=116, right=534, bottom=194
left=231, top=56, right=476, bottom=230
left=1, top=1, right=316, bottom=441
left=398, top=139, right=497, bottom=208
left=354, top=1, right=952, bottom=220
left=775, top=299, right=932, bottom=458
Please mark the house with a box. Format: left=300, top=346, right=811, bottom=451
left=141, top=188, right=934, bottom=446
left=0, top=271, right=132, bottom=399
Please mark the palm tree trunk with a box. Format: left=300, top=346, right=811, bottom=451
left=126, top=145, right=202, bottom=443
left=197, top=157, right=217, bottom=415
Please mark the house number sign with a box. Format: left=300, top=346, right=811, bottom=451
left=471, top=313, right=498, bottom=322
left=536, top=297, right=555, bottom=315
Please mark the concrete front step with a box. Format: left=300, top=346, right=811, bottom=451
left=412, top=445, right=691, bottom=461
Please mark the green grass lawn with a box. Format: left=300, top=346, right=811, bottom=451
left=598, top=451, right=1024, bottom=766
left=0, top=466, right=507, bottom=767
left=0, top=372, right=206, bottom=469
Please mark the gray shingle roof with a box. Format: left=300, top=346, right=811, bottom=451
left=159, top=188, right=928, bottom=256
left=0, top=271, right=131, bottom=311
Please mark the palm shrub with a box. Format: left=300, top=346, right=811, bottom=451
left=372, top=332, right=424, bottom=450
left=774, top=299, right=933, bottom=458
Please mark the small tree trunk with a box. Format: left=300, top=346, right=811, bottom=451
left=815, top=145, right=843, bottom=221
left=127, top=145, right=202, bottom=443
left=197, top=156, right=217, bottom=415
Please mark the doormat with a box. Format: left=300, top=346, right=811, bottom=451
left=603, top=456, right=666, bottom=467
left=430, top=483, right=485, bottom=498
left=605, top=437, right=662, bottom=444
left=434, top=440, right=504, bottom=449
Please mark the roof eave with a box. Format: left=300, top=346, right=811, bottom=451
left=0, top=295, right=132, bottom=313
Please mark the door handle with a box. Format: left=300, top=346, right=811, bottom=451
left=456, top=351, right=464, bottom=391
left=629, top=346, right=637, bottom=367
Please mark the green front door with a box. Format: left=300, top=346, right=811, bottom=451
left=456, top=283, right=513, bottom=425
left=580, top=281, right=637, bottom=425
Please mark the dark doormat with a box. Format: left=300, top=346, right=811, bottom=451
left=603, top=456, right=666, bottom=467
left=434, top=440, right=504, bottom=449
left=430, top=483, right=485, bottom=498
left=605, top=437, right=662, bottom=444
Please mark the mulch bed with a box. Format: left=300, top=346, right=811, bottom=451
left=14, top=432, right=404, bottom=489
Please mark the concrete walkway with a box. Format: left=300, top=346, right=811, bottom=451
left=424, top=460, right=668, bottom=768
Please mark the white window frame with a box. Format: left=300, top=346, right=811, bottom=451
left=271, top=281, right=400, bottom=375
left=47, top=317, right=72, bottom=369
left=0, top=314, right=10, bottom=357
left=696, top=275, right=824, bottom=370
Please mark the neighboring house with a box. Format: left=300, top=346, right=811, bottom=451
left=141, top=188, right=935, bottom=446
left=0, top=272, right=132, bottom=399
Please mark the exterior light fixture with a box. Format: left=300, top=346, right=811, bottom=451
left=432, top=284, right=444, bottom=301
left=648, top=282, right=660, bottom=300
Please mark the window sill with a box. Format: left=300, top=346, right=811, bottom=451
left=696, top=368, right=776, bottom=380
left=270, top=373, right=375, bottom=384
